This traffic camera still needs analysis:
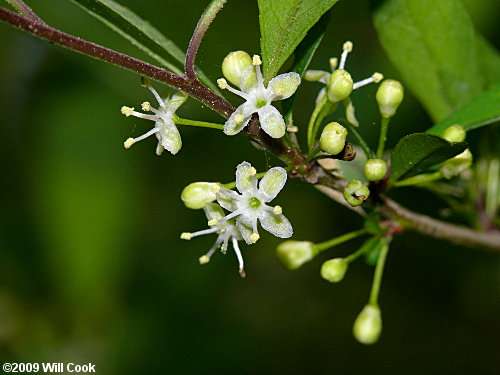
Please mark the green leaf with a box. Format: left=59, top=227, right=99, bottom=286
left=427, top=82, right=500, bottom=135
left=477, top=36, right=500, bottom=87
left=390, top=133, right=467, bottom=181
left=283, top=10, right=331, bottom=123
left=70, top=0, right=219, bottom=93
left=258, top=0, right=339, bottom=82
left=373, top=0, right=485, bottom=122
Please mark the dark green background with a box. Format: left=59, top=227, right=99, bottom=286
left=0, top=0, right=499, bottom=373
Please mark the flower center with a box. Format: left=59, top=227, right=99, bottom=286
left=248, top=197, right=261, bottom=209
left=256, top=98, right=267, bottom=108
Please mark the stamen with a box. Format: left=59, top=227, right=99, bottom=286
left=121, top=106, right=134, bottom=117
left=218, top=210, right=241, bottom=223
left=234, top=114, right=245, bottom=124
left=273, top=205, right=282, bottom=215
left=217, top=78, right=228, bottom=89
left=199, top=236, right=224, bottom=264
left=353, top=72, right=384, bottom=90
left=199, top=255, right=210, bottom=264
left=372, top=72, right=384, bottom=83
left=339, top=41, right=353, bottom=70
left=252, top=55, right=262, bottom=66
left=141, top=102, right=151, bottom=111
left=249, top=167, right=257, bottom=176
left=190, top=227, right=220, bottom=238
left=124, top=138, right=135, bottom=149
left=329, top=57, right=338, bottom=71
left=287, top=125, right=299, bottom=133
left=147, top=85, right=164, bottom=107
left=250, top=233, right=260, bottom=243
left=208, top=219, right=218, bottom=226
left=232, top=238, right=245, bottom=278
left=180, top=232, right=192, bottom=240
left=128, top=128, right=160, bottom=144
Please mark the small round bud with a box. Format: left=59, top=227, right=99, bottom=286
left=441, top=124, right=466, bottom=143
left=440, top=149, right=473, bottom=179
left=364, top=159, right=388, bottom=181
left=376, top=79, right=404, bottom=118
left=222, top=51, right=253, bottom=87
left=353, top=304, right=382, bottom=345
left=327, top=69, right=353, bottom=102
left=343, top=180, right=370, bottom=207
left=320, top=258, right=348, bottom=283
left=319, top=122, right=348, bottom=155
left=276, top=241, right=317, bottom=270
left=181, top=182, right=217, bottom=209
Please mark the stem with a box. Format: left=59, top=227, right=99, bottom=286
left=315, top=229, right=367, bottom=252
left=369, top=240, right=389, bottom=306
left=307, top=95, right=337, bottom=152
left=345, top=242, right=372, bottom=263
left=393, top=171, right=443, bottom=188
left=376, top=117, right=390, bottom=159
left=4, top=0, right=44, bottom=23
left=185, top=0, right=226, bottom=78
left=344, top=122, right=373, bottom=159
left=174, top=116, right=224, bottom=130
left=0, top=7, right=235, bottom=119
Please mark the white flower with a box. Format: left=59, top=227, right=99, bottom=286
left=213, top=161, right=293, bottom=244
left=305, top=41, right=383, bottom=126
left=121, top=84, right=187, bottom=155
left=217, top=55, right=300, bottom=138
left=181, top=203, right=247, bottom=277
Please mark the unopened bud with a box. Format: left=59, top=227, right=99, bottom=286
left=276, top=241, right=317, bottom=270
left=441, top=149, right=473, bottom=179
left=327, top=69, right=353, bottom=102
left=319, top=122, right=348, bottom=155
left=320, top=258, right=348, bottom=283
left=181, top=182, right=217, bottom=209
left=222, top=51, right=253, bottom=87
left=376, top=79, right=404, bottom=118
left=441, top=124, right=466, bottom=143
left=343, top=180, right=370, bottom=207
left=364, top=159, right=388, bottom=181
left=353, top=304, right=382, bottom=345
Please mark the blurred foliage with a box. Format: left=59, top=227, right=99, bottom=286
left=0, top=0, right=499, bottom=374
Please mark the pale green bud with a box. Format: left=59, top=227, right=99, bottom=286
left=343, top=180, right=370, bottom=207
left=320, top=258, right=348, bottom=283
left=319, top=122, right=348, bottom=155
left=364, top=159, right=388, bottom=181
left=353, top=304, right=382, bottom=345
left=181, top=182, right=217, bottom=209
left=276, top=241, right=317, bottom=270
left=376, top=79, right=404, bottom=118
left=441, top=124, right=466, bottom=143
left=440, top=149, right=473, bottom=179
left=327, top=69, right=353, bottom=102
left=222, top=51, right=253, bottom=87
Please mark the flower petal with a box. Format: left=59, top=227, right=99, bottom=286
left=258, top=167, right=287, bottom=202
left=268, top=72, right=300, bottom=100
left=166, top=91, right=188, bottom=113
left=224, top=103, right=253, bottom=136
left=157, top=119, right=182, bottom=155
left=258, top=105, right=286, bottom=138
left=236, top=161, right=257, bottom=194
left=236, top=215, right=255, bottom=245
left=203, top=203, right=226, bottom=221
left=259, top=209, right=293, bottom=239
left=216, top=187, right=239, bottom=212
left=240, top=65, right=258, bottom=92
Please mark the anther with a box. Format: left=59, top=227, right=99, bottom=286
left=141, top=102, right=151, bottom=111
left=273, top=205, right=282, bottom=215
left=208, top=219, right=219, bottom=226
left=343, top=41, right=353, bottom=52
left=124, top=138, right=135, bottom=149
left=217, top=78, right=228, bottom=89
left=249, top=167, right=257, bottom=176
left=180, top=232, right=192, bottom=240
left=199, top=255, right=210, bottom=264
left=121, top=106, right=134, bottom=117
left=252, top=55, right=262, bottom=66
left=372, top=72, right=384, bottom=83
left=250, top=233, right=260, bottom=243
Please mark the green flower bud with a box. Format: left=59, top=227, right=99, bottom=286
left=343, top=180, right=370, bottom=207
left=319, top=122, right=348, bottom=155
left=276, top=241, right=317, bottom=270
left=320, top=258, right=348, bottom=283
left=441, top=124, right=466, bottom=143
left=327, top=69, right=353, bottom=102
left=364, top=159, right=388, bottom=181
left=222, top=51, right=253, bottom=87
left=353, top=304, right=382, bottom=345
left=440, top=149, right=473, bottom=179
left=181, top=182, right=217, bottom=209
left=376, top=79, right=404, bottom=118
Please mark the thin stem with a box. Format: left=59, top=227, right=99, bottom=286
left=376, top=117, right=390, bottom=159
left=0, top=7, right=235, bottom=119
left=4, top=0, right=44, bottom=23
left=345, top=242, right=374, bottom=263
left=344, top=121, right=373, bottom=159
left=185, top=0, right=227, bottom=78
left=369, top=239, right=389, bottom=306
left=315, top=229, right=367, bottom=252
left=174, top=115, right=224, bottom=130
left=393, top=171, right=443, bottom=188
left=307, top=95, right=337, bottom=152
